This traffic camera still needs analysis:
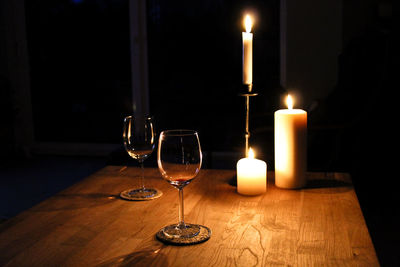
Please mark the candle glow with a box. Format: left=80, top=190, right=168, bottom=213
left=244, top=15, right=252, bottom=33
left=248, top=147, right=255, bottom=159
left=286, top=94, right=293, bottom=110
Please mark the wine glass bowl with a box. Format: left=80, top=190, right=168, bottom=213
left=120, top=115, right=162, bottom=200
left=123, top=116, right=155, bottom=160
left=158, top=130, right=201, bottom=189
left=156, top=130, right=211, bottom=244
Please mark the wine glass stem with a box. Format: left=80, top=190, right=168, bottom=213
left=139, top=160, right=145, bottom=191
left=178, top=188, right=185, bottom=228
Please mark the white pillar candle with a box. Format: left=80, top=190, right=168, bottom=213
left=242, top=15, right=253, bottom=85
left=237, top=148, right=267, bottom=195
left=274, top=94, right=307, bottom=189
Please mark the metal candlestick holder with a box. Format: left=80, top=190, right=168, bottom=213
left=239, top=84, right=258, bottom=157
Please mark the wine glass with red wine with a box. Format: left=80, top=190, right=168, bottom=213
left=156, top=130, right=211, bottom=244
left=120, top=115, right=161, bottom=200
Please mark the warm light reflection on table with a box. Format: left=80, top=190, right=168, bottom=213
left=0, top=166, right=379, bottom=266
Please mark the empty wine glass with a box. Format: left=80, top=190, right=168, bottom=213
left=120, top=115, right=162, bottom=201
left=156, top=130, right=211, bottom=244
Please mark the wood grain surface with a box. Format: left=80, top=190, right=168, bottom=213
left=0, top=166, right=379, bottom=266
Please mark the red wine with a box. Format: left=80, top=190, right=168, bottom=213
left=168, top=177, right=195, bottom=188
left=159, top=162, right=200, bottom=188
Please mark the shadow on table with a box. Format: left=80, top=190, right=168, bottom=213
left=96, top=248, right=169, bottom=267
left=303, top=179, right=352, bottom=194
left=30, top=193, right=120, bottom=212
left=305, top=179, right=352, bottom=189
left=227, top=174, right=352, bottom=193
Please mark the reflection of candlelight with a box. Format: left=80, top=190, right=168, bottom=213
left=274, top=94, right=307, bottom=189
left=242, top=14, right=253, bottom=85
left=237, top=147, right=267, bottom=195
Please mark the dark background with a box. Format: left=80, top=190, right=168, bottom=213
left=21, top=0, right=281, bottom=151
left=0, top=0, right=396, bottom=265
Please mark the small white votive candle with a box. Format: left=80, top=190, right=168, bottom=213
left=237, top=148, right=267, bottom=195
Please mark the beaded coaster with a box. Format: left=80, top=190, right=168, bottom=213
left=120, top=188, right=163, bottom=201
left=156, top=224, right=211, bottom=246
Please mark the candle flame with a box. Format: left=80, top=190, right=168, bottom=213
left=244, top=15, right=252, bottom=33
left=248, top=147, right=255, bottom=159
left=286, top=94, right=293, bottom=110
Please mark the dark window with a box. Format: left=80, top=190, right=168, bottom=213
left=25, top=0, right=280, bottom=152
left=26, top=0, right=132, bottom=143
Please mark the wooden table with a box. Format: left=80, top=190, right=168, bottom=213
left=0, top=166, right=379, bottom=266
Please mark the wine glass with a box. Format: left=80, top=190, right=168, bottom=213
left=156, top=130, right=211, bottom=244
left=120, top=115, right=162, bottom=201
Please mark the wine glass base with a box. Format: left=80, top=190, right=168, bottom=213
left=120, top=188, right=162, bottom=201
left=156, top=224, right=211, bottom=245
left=163, top=223, right=200, bottom=238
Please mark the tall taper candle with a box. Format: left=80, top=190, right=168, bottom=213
left=242, top=15, right=253, bottom=85
left=274, top=94, right=307, bottom=189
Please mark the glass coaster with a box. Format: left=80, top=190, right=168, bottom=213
left=156, top=224, right=211, bottom=245
left=120, top=188, right=162, bottom=201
